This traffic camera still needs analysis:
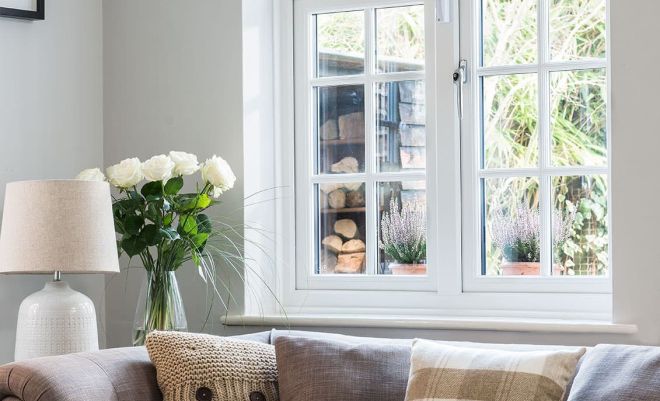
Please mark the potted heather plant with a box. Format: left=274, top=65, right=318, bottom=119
left=76, top=151, right=242, bottom=345
left=490, top=203, right=574, bottom=275
left=379, top=197, right=427, bottom=275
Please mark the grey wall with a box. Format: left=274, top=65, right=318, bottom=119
left=0, top=0, right=105, bottom=363
left=102, top=0, right=246, bottom=347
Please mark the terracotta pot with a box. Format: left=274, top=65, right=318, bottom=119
left=389, top=263, right=427, bottom=275
left=501, top=262, right=565, bottom=276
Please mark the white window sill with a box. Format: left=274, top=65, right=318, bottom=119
left=224, top=314, right=638, bottom=334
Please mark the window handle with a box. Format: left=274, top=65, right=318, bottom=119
left=436, top=0, right=451, bottom=23
left=453, top=59, right=468, bottom=120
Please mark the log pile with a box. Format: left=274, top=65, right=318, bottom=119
left=320, top=218, right=365, bottom=274
left=319, top=182, right=365, bottom=210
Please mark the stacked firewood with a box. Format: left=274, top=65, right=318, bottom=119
left=320, top=219, right=366, bottom=274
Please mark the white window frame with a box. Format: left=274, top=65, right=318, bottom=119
left=293, top=0, right=443, bottom=293
left=459, top=0, right=612, bottom=294
left=269, top=0, right=612, bottom=320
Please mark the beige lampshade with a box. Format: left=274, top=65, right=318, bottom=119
left=0, top=180, right=120, bottom=274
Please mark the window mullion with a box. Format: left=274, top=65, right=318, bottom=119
left=538, top=0, right=552, bottom=277
left=365, top=7, right=377, bottom=275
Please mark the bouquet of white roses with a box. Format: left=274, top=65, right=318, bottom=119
left=77, top=151, right=238, bottom=344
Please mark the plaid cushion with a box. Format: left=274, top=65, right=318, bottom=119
left=405, top=340, right=586, bottom=401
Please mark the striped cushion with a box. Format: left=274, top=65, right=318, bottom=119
left=405, top=340, right=586, bottom=401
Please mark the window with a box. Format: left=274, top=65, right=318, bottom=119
left=294, top=0, right=436, bottom=291
left=279, top=0, right=610, bottom=317
left=461, top=0, right=609, bottom=292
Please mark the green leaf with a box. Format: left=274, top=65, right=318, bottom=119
left=181, top=194, right=213, bottom=211
left=196, top=194, right=213, bottom=209
left=192, top=232, right=209, bottom=248
left=139, top=224, right=161, bottom=246
left=121, top=236, right=147, bottom=257
left=159, top=227, right=180, bottom=241
left=196, top=214, right=212, bottom=234
left=141, top=181, right=163, bottom=199
left=178, top=215, right=198, bottom=236
left=163, top=213, right=174, bottom=227
left=113, top=198, right=142, bottom=216
left=164, top=176, right=184, bottom=195
left=124, top=215, right=145, bottom=235
left=143, top=203, right=161, bottom=224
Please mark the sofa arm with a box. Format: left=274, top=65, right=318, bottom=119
left=0, top=347, right=161, bottom=401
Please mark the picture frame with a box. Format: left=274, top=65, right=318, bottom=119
left=0, top=0, right=44, bottom=20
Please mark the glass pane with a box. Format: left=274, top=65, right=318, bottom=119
left=551, top=69, right=607, bottom=167
left=550, top=0, right=606, bottom=61
left=553, top=175, right=608, bottom=276
left=316, top=85, right=365, bottom=174
left=316, top=11, right=365, bottom=77
left=483, top=177, right=540, bottom=276
left=482, top=0, right=537, bottom=66
left=376, top=80, right=426, bottom=172
left=482, top=74, right=538, bottom=169
left=378, top=181, right=427, bottom=275
left=316, top=183, right=367, bottom=275
left=376, top=5, right=425, bottom=73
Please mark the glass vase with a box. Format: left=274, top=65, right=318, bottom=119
left=133, top=270, right=188, bottom=346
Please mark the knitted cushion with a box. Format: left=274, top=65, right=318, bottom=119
left=146, top=331, right=279, bottom=401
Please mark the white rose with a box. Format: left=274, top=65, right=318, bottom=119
left=169, top=151, right=200, bottom=176
left=76, top=168, right=105, bottom=182
left=142, top=155, right=175, bottom=182
left=201, top=155, right=236, bottom=193
left=106, top=158, right=143, bottom=188
left=211, top=186, right=224, bottom=199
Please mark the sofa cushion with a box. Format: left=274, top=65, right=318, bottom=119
left=146, top=331, right=279, bottom=401
left=271, top=329, right=585, bottom=401
left=567, top=344, right=660, bottom=401
left=0, top=346, right=161, bottom=401
left=274, top=334, right=411, bottom=401
left=406, top=340, right=585, bottom=401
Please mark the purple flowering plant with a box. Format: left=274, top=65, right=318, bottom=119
left=379, top=198, right=426, bottom=264
left=490, top=202, right=574, bottom=263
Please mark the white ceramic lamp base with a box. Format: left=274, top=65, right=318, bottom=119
left=14, top=279, right=99, bottom=361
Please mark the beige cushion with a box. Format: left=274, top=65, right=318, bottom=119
left=405, top=339, right=586, bottom=401
left=146, top=331, right=279, bottom=401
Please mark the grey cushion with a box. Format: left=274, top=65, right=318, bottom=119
left=0, top=331, right=271, bottom=401
left=235, top=330, right=272, bottom=344
left=0, top=347, right=160, bottom=401
left=567, top=344, right=660, bottom=401
left=274, top=334, right=411, bottom=401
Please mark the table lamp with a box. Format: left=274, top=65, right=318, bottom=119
left=0, top=180, right=120, bottom=361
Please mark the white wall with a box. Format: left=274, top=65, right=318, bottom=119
left=610, top=0, right=660, bottom=345
left=101, top=0, right=660, bottom=347
left=0, top=0, right=105, bottom=363
left=102, top=0, right=247, bottom=346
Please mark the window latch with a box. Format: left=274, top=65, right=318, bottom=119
left=436, top=0, right=451, bottom=23
left=453, top=59, right=468, bottom=120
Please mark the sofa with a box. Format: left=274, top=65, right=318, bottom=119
left=0, top=329, right=658, bottom=401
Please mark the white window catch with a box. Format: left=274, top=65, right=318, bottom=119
left=453, top=59, right=467, bottom=120
left=436, top=0, right=451, bottom=23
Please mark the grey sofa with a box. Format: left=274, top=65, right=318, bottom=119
left=1, top=330, right=658, bottom=401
